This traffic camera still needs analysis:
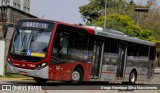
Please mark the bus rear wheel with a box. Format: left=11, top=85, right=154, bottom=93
left=33, top=77, right=48, bottom=84
left=129, top=71, right=136, bottom=84
left=71, top=68, right=83, bottom=84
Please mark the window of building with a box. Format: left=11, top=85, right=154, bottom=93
left=13, top=3, right=16, bottom=7
left=17, top=4, right=20, bottom=9
left=27, top=8, right=30, bottom=13
left=7, top=0, right=9, bottom=5
left=2, top=0, right=6, bottom=5
left=24, top=6, right=26, bottom=11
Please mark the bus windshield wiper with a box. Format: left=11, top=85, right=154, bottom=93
left=31, top=29, right=44, bottom=42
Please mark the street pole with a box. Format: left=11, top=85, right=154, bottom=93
left=104, top=0, right=107, bottom=29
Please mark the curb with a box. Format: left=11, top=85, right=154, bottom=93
left=0, top=77, right=32, bottom=81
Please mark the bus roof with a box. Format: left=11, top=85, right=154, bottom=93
left=93, top=27, right=155, bottom=46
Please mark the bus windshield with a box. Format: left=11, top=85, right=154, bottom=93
left=10, top=28, right=52, bottom=57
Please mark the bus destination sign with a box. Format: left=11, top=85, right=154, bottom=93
left=22, top=22, right=49, bottom=29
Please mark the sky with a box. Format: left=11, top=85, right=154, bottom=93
left=32, top=0, right=160, bottom=24
left=32, top=0, right=89, bottom=24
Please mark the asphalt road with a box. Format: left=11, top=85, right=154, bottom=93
left=0, top=74, right=160, bottom=93
left=0, top=73, right=160, bottom=84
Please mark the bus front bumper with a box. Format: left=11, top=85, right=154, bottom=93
left=7, top=63, right=49, bottom=79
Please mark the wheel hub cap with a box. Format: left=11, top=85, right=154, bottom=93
left=131, top=73, right=135, bottom=82
left=72, top=71, right=80, bottom=81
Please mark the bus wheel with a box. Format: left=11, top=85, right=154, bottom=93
left=129, top=71, right=136, bottom=84
left=71, top=68, right=83, bottom=84
left=33, top=77, right=48, bottom=84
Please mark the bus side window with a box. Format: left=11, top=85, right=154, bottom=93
left=139, top=45, right=149, bottom=60
left=52, top=35, right=59, bottom=54
left=149, top=46, right=155, bottom=60
left=63, top=37, right=69, bottom=54
left=52, top=32, right=69, bottom=54
left=88, top=36, right=94, bottom=62
left=73, top=34, right=89, bottom=61
left=110, top=39, right=118, bottom=54
left=103, top=38, right=110, bottom=64
left=127, top=44, right=139, bottom=57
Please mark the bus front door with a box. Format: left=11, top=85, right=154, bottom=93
left=91, top=39, right=104, bottom=79
left=117, top=43, right=127, bottom=79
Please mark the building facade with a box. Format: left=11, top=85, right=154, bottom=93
left=0, top=0, right=31, bottom=13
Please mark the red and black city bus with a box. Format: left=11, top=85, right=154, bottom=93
left=7, top=18, right=157, bottom=84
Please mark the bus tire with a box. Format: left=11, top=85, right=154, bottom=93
left=71, top=68, right=83, bottom=84
left=33, top=77, right=48, bottom=84
left=129, top=71, right=136, bottom=84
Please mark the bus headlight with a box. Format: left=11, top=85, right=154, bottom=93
left=36, top=63, right=47, bottom=70
left=7, top=58, right=13, bottom=66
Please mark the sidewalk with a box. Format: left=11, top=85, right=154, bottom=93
left=0, top=77, right=32, bottom=81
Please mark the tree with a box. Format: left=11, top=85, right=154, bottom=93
left=79, top=0, right=135, bottom=23
left=129, top=0, right=135, bottom=5
left=95, top=14, right=155, bottom=41
left=79, top=0, right=104, bottom=22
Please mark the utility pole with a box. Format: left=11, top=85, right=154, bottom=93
left=100, top=0, right=107, bottom=28
left=104, top=1, right=107, bottom=29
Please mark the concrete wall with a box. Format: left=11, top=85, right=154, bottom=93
left=0, top=25, right=3, bottom=39
left=23, top=0, right=31, bottom=13
left=0, top=0, right=31, bottom=13
left=0, top=40, right=5, bottom=76
left=0, top=0, right=1, bottom=6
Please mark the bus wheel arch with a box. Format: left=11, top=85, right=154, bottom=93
left=129, top=68, right=137, bottom=84
left=70, top=65, right=84, bottom=84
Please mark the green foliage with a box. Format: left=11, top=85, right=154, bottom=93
left=157, top=41, right=160, bottom=53
left=79, top=0, right=104, bottom=22
left=95, top=14, right=154, bottom=40
left=5, top=73, right=30, bottom=78
left=129, top=0, right=135, bottom=5
left=79, top=0, right=134, bottom=22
